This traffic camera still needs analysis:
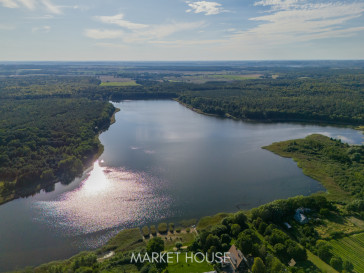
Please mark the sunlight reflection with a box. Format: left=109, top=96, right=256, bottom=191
left=81, top=161, right=111, bottom=195
left=35, top=161, right=172, bottom=238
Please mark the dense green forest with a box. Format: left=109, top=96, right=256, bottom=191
left=0, top=77, right=116, bottom=204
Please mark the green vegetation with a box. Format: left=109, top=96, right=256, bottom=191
left=328, top=233, right=364, bottom=272
left=165, top=253, right=214, bottom=273
left=157, top=223, right=168, bottom=234
left=0, top=97, right=115, bottom=205
left=264, top=134, right=364, bottom=201
left=142, top=226, right=150, bottom=238
left=99, top=228, right=145, bottom=253
left=99, top=81, right=140, bottom=87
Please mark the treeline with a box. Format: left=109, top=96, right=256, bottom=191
left=177, top=76, right=364, bottom=125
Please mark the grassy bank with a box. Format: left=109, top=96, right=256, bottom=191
left=263, top=134, right=363, bottom=202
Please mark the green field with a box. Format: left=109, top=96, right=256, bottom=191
left=306, top=250, right=339, bottom=273
left=100, top=81, right=140, bottom=86
left=167, top=252, right=214, bottom=273
left=328, top=233, right=364, bottom=273
left=101, top=228, right=145, bottom=253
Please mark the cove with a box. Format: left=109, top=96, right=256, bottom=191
left=0, top=100, right=362, bottom=272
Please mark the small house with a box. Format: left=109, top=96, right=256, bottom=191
left=294, top=208, right=309, bottom=224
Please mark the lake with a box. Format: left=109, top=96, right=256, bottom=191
left=0, top=100, right=362, bottom=271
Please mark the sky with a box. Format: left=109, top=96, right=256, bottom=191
left=0, top=0, right=363, bottom=61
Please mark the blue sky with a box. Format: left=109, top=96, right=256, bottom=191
left=0, top=0, right=363, bottom=60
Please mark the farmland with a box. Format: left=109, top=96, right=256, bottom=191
left=328, top=233, right=364, bottom=273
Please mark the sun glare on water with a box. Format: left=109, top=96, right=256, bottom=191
left=34, top=161, right=171, bottom=240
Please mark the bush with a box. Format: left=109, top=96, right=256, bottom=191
left=175, top=227, right=181, bottom=233
left=158, top=223, right=168, bottom=234
left=150, top=225, right=157, bottom=236
left=169, top=223, right=174, bottom=233
left=142, top=226, right=150, bottom=238
left=330, top=256, right=343, bottom=271
left=186, top=227, right=190, bottom=233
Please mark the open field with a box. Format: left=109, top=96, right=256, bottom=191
left=166, top=252, right=214, bottom=273
left=100, top=228, right=145, bottom=253
left=328, top=233, right=364, bottom=273
left=100, top=81, right=140, bottom=86
left=315, top=215, right=364, bottom=238
left=165, top=73, right=262, bottom=83
left=306, top=251, right=339, bottom=273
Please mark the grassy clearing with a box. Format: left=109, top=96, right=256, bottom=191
left=100, top=81, right=140, bottom=87
left=145, top=228, right=196, bottom=251
left=315, top=214, right=364, bottom=238
left=166, top=252, right=214, bottom=273
left=197, top=212, right=231, bottom=231
left=306, top=250, right=339, bottom=273
left=328, top=233, right=364, bottom=273
left=101, top=228, right=145, bottom=253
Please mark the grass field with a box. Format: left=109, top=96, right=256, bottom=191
left=101, top=228, right=145, bottom=253
left=197, top=212, right=231, bottom=231
left=100, top=81, right=140, bottom=87
left=315, top=215, right=364, bottom=238
left=167, top=252, right=214, bottom=273
left=306, top=250, right=339, bottom=273
left=328, top=233, right=364, bottom=273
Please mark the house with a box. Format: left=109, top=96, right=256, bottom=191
left=294, top=208, right=309, bottom=224
left=225, top=245, right=249, bottom=273
left=288, top=258, right=296, bottom=267
left=284, top=222, right=292, bottom=229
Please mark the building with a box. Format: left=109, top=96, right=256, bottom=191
left=225, top=245, right=249, bottom=273
left=294, top=208, right=309, bottom=224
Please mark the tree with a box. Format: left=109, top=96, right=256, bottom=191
left=330, top=256, right=343, bottom=271
left=316, top=241, right=332, bottom=262
left=342, top=260, right=354, bottom=272
left=175, top=242, right=182, bottom=251
left=147, top=237, right=164, bottom=254
left=252, top=257, right=266, bottom=273
left=230, top=224, right=241, bottom=237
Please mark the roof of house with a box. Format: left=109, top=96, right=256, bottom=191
left=227, top=245, right=246, bottom=269
left=288, top=258, right=296, bottom=267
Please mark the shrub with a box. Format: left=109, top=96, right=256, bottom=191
left=169, top=223, right=174, bottom=233
left=150, top=225, right=157, bottom=236
left=175, top=227, right=181, bottom=233
left=158, top=223, right=168, bottom=234
left=142, top=226, right=150, bottom=238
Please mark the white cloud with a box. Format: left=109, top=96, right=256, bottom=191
left=230, top=1, right=364, bottom=46
left=85, top=29, right=124, bottom=39
left=95, top=14, right=148, bottom=30
left=0, top=0, right=61, bottom=14
left=32, top=25, right=50, bottom=32
left=0, top=0, right=19, bottom=8
left=254, top=0, right=301, bottom=10
left=186, top=1, right=225, bottom=15
left=41, top=0, right=61, bottom=14
left=18, top=0, right=35, bottom=9
left=88, top=13, right=205, bottom=44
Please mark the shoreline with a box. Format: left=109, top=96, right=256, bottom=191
left=174, top=98, right=362, bottom=129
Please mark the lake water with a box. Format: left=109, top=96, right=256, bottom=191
left=0, top=100, right=362, bottom=271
